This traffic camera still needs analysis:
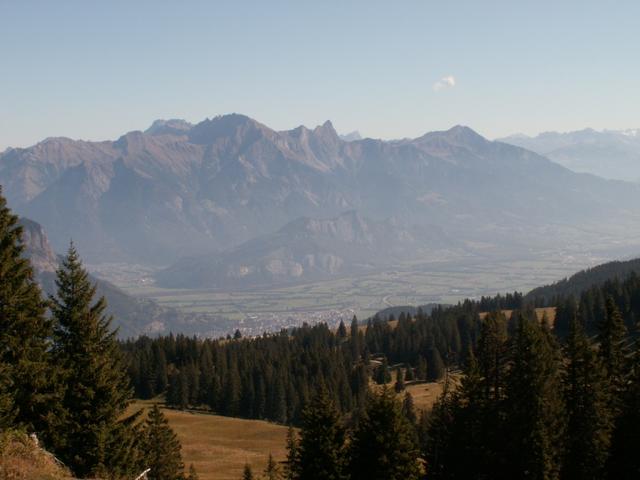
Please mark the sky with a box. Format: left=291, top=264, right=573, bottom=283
left=1, top=0, right=639, bottom=150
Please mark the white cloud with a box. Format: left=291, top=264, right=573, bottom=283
left=433, top=75, right=456, bottom=92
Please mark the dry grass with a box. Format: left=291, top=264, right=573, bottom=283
left=0, top=430, right=73, bottom=480
left=129, top=400, right=289, bottom=480
left=404, top=380, right=448, bottom=412
left=479, top=307, right=557, bottom=326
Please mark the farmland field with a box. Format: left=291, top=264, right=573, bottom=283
left=92, top=250, right=600, bottom=336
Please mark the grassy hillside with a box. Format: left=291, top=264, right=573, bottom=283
left=129, top=400, right=289, bottom=480
left=0, top=430, right=73, bottom=480
left=404, top=380, right=448, bottom=411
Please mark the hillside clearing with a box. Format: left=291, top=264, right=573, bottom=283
left=129, top=400, right=289, bottom=480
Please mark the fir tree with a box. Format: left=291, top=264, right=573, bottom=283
left=0, top=189, right=55, bottom=433
left=598, top=296, right=628, bottom=407
left=284, top=427, right=298, bottom=480
left=607, top=336, right=640, bottom=478
left=375, top=357, right=391, bottom=385
left=562, top=314, right=612, bottom=480
left=243, top=464, right=254, bottom=480
left=427, top=348, right=445, bottom=381
left=416, top=355, right=428, bottom=380
left=143, top=405, right=185, bottom=480
left=263, top=453, right=281, bottom=480
left=394, top=367, right=405, bottom=392
left=187, top=464, right=199, bottom=480
left=292, top=389, right=347, bottom=480
left=350, top=316, right=361, bottom=362
left=349, top=387, right=421, bottom=480
left=402, top=391, right=417, bottom=426
left=405, top=365, right=415, bottom=382
left=337, top=320, right=347, bottom=338
left=50, top=244, right=137, bottom=477
left=503, top=313, right=565, bottom=480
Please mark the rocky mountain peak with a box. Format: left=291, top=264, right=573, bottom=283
left=145, top=119, right=193, bottom=136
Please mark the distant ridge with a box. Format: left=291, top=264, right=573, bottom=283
left=499, top=128, right=640, bottom=181
left=340, top=131, right=362, bottom=141
left=526, top=257, right=640, bottom=302
left=3, top=114, right=640, bottom=269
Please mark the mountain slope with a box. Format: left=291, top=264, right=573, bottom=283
left=156, top=211, right=453, bottom=288
left=3, top=116, right=640, bottom=266
left=500, top=128, right=640, bottom=181
left=18, top=217, right=215, bottom=337
left=526, top=257, right=640, bottom=302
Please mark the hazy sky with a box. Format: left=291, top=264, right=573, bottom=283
left=1, top=0, right=639, bottom=150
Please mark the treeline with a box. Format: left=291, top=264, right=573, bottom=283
left=123, top=304, right=487, bottom=425
left=0, top=190, right=194, bottom=480
left=527, top=257, right=640, bottom=303
left=554, top=271, right=640, bottom=337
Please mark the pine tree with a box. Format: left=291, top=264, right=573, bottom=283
left=402, top=391, right=417, bottom=426
left=143, top=405, right=185, bottom=480
left=598, top=296, right=628, bottom=408
left=263, top=453, right=281, bottom=480
left=405, top=365, right=415, bottom=382
left=422, top=384, right=457, bottom=480
left=394, top=367, right=405, bottom=392
left=284, top=427, right=298, bottom=480
left=187, top=464, right=199, bottom=480
left=350, top=316, right=361, bottom=362
left=416, top=355, right=428, bottom=380
left=562, top=314, right=612, bottom=480
left=337, top=320, right=347, bottom=338
left=424, top=350, right=493, bottom=479
left=503, top=314, right=565, bottom=480
left=375, top=357, right=391, bottom=385
left=50, top=244, right=137, bottom=477
left=607, top=336, right=640, bottom=478
left=427, top=348, right=445, bottom=381
left=243, top=464, right=254, bottom=480
left=293, top=389, right=348, bottom=480
left=476, top=311, right=508, bottom=405
left=0, top=189, right=55, bottom=433
left=0, top=364, right=12, bottom=427
left=349, top=387, right=421, bottom=480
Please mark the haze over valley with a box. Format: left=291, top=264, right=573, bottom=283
left=4, top=115, right=640, bottom=336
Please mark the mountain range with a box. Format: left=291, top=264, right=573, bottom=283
left=3, top=114, right=640, bottom=289
left=499, top=128, right=640, bottom=182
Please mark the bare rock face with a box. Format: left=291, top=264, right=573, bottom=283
left=18, top=218, right=58, bottom=274
left=155, top=210, right=450, bottom=289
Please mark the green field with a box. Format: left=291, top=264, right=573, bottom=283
left=107, top=253, right=597, bottom=325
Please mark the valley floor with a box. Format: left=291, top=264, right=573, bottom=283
left=94, top=251, right=602, bottom=337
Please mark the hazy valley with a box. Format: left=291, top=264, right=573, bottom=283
left=4, top=114, right=640, bottom=337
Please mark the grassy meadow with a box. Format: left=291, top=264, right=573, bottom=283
left=129, top=400, right=289, bottom=480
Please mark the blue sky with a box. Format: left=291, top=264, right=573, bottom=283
left=1, top=0, right=639, bottom=149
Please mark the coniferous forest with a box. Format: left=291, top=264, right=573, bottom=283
left=3, top=181, right=640, bottom=479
